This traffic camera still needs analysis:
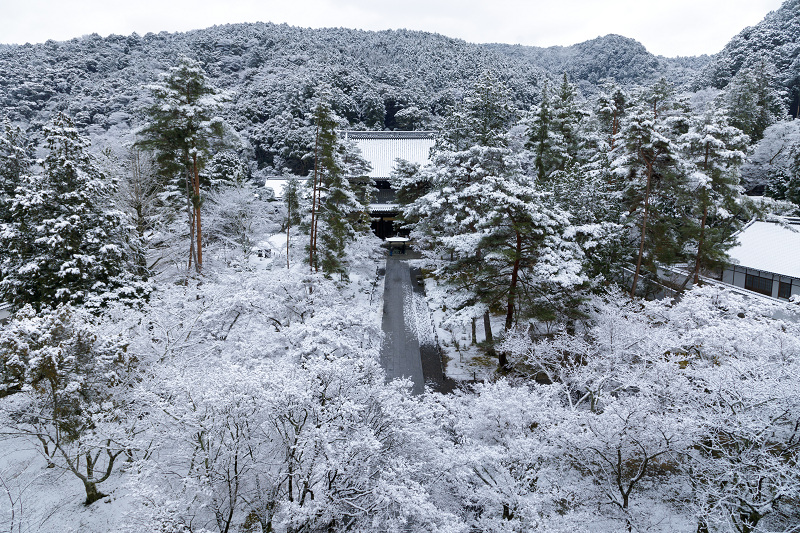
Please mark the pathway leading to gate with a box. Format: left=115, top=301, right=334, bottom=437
left=379, top=254, right=454, bottom=394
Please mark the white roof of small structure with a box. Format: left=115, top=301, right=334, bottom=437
left=262, top=177, right=308, bottom=199
left=342, top=131, right=435, bottom=179
left=728, top=219, right=800, bottom=278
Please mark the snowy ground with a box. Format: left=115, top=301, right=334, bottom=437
left=0, top=390, right=135, bottom=533
left=413, top=267, right=499, bottom=383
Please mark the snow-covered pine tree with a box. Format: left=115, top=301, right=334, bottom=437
left=0, top=113, right=128, bottom=310
left=679, top=110, right=749, bottom=283
left=0, top=304, right=132, bottom=504
left=409, top=75, right=587, bottom=364
left=136, top=56, right=226, bottom=274
left=723, top=60, right=786, bottom=143
left=527, top=74, right=589, bottom=182
left=614, top=100, right=685, bottom=297
left=0, top=118, right=32, bottom=225
left=308, top=97, right=369, bottom=278
left=595, top=80, right=628, bottom=151
left=280, top=176, right=302, bottom=270
left=205, top=150, right=248, bottom=189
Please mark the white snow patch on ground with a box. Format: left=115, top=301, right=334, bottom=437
left=402, top=281, right=435, bottom=347
left=0, top=434, right=133, bottom=533
left=418, top=274, right=497, bottom=382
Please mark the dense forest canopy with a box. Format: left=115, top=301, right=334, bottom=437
left=0, top=0, right=796, bottom=177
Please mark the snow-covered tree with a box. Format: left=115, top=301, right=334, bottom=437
left=685, top=356, right=800, bottom=533
left=614, top=101, right=686, bottom=297
left=111, top=147, right=165, bottom=278
left=723, top=61, right=786, bottom=143
left=0, top=304, right=133, bottom=504
left=679, top=110, right=749, bottom=283
left=527, top=75, right=589, bottom=181
left=282, top=175, right=303, bottom=269
left=0, top=113, right=129, bottom=309
left=437, top=381, right=560, bottom=530
left=0, top=118, right=32, bottom=225
left=204, top=178, right=277, bottom=264
left=308, top=96, right=370, bottom=278
left=595, top=80, right=629, bottom=151
left=136, top=56, right=226, bottom=274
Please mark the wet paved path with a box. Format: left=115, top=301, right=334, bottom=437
left=379, top=256, right=425, bottom=394
left=379, top=254, right=455, bottom=394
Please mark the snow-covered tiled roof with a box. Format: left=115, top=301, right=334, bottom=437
left=728, top=220, right=800, bottom=278
left=342, top=131, right=435, bottom=179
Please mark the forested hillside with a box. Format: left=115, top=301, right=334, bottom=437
left=697, top=0, right=800, bottom=117
left=0, top=20, right=722, bottom=176
left=1, top=1, right=797, bottom=176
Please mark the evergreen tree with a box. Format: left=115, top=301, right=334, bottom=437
left=470, top=165, right=586, bottom=335
left=409, top=76, right=587, bottom=365
left=308, top=97, right=368, bottom=278
left=463, top=71, right=513, bottom=149
left=136, top=56, right=226, bottom=274
left=615, top=103, right=685, bottom=297
left=545, top=162, right=626, bottom=284
left=527, top=75, right=588, bottom=182
left=0, top=113, right=127, bottom=309
left=595, top=80, right=628, bottom=151
left=527, top=80, right=552, bottom=181
left=391, top=160, right=427, bottom=233
left=205, top=150, right=247, bottom=188
left=283, top=176, right=302, bottom=269
left=679, top=110, right=749, bottom=283
left=0, top=118, right=32, bottom=225
left=724, top=61, right=785, bottom=142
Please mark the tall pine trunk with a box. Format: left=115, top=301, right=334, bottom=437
left=186, top=173, right=196, bottom=273
left=192, top=153, right=203, bottom=273
left=309, top=124, right=320, bottom=273
left=504, top=228, right=522, bottom=331
left=692, top=145, right=712, bottom=285
left=630, top=159, right=654, bottom=298
left=286, top=207, right=291, bottom=270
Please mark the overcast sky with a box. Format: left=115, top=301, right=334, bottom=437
left=0, top=0, right=786, bottom=57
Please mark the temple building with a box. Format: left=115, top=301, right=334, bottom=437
left=343, top=131, right=435, bottom=239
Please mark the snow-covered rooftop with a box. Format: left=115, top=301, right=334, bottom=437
left=262, top=178, right=308, bottom=199
left=342, top=131, right=435, bottom=179
left=728, top=220, right=800, bottom=278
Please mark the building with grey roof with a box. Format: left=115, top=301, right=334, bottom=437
left=721, top=218, right=800, bottom=300
left=343, top=131, right=435, bottom=239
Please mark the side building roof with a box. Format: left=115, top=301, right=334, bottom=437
left=727, top=218, right=800, bottom=279
left=341, top=131, right=435, bottom=179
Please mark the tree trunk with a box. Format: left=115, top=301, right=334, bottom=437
left=483, top=311, right=493, bottom=344
left=83, top=480, right=106, bottom=505
left=192, top=153, right=203, bottom=273
left=739, top=509, right=761, bottom=533
left=611, top=108, right=619, bottom=151
left=693, top=144, right=712, bottom=285
left=286, top=206, right=291, bottom=270
left=505, top=229, right=522, bottom=331
left=693, top=202, right=708, bottom=284
left=186, top=173, right=196, bottom=272
left=502, top=503, right=514, bottom=520
left=471, top=317, right=477, bottom=345
left=309, top=124, right=320, bottom=273
left=630, top=159, right=654, bottom=298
